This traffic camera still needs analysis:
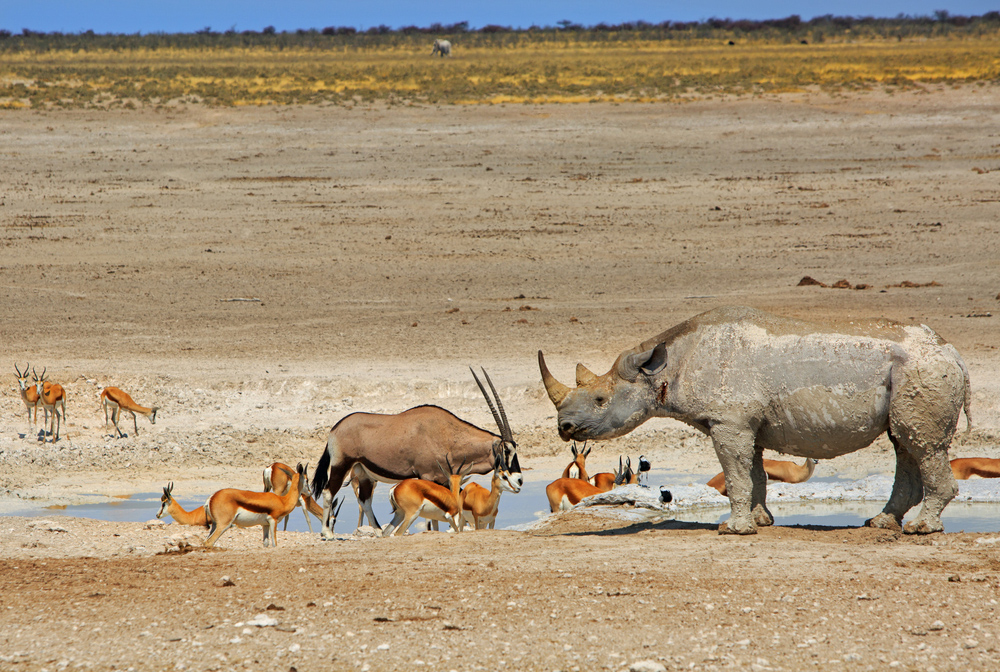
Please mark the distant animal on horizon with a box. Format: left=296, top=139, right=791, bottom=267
left=310, top=368, right=522, bottom=540
left=706, top=458, right=818, bottom=496
left=100, top=386, right=159, bottom=438
left=539, top=305, right=971, bottom=535
left=431, top=39, right=451, bottom=57
left=950, top=457, right=1000, bottom=480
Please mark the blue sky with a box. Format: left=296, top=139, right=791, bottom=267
left=2, top=1, right=997, bottom=34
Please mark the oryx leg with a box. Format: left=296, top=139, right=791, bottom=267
left=712, top=425, right=758, bottom=535
left=319, top=461, right=352, bottom=540
left=351, top=468, right=380, bottom=529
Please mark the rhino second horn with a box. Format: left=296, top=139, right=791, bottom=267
left=538, top=350, right=570, bottom=407
left=576, top=363, right=599, bottom=387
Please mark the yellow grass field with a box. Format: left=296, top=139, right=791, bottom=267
left=2, top=36, right=999, bottom=107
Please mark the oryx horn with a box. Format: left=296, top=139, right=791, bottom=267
left=470, top=367, right=513, bottom=443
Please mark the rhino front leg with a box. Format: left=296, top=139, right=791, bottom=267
left=711, top=425, right=758, bottom=535
left=751, top=447, right=774, bottom=527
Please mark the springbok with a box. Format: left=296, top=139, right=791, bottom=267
left=382, top=459, right=469, bottom=536
left=461, top=445, right=522, bottom=530
left=156, top=482, right=209, bottom=528
left=546, top=458, right=630, bottom=512
left=100, top=386, right=159, bottom=438
left=561, top=442, right=590, bottom=480
left=706, top=458, right=818, bottom=496
left=951, top=457, right=1000, bottom=480
left=14, top=363, right=47, bottom=432
left=33, top=367, right=66, bottom=443
left=311, top=368, right=522, bottom=540
left=590, top=456, right=638, bottom=491
left=539, top=305, right=971, bottom=535
left=431, top=39, right=451, bottom=57
left=262, top=461, right=330, bottom=533
left=204, top=463, right=318, bottom=548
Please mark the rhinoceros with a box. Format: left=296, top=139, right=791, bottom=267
left=538, top=306, right=971, bottom=535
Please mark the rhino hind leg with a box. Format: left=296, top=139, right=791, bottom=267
left=866, top=433, right=921, bottom=532
left=879, top=360, right=963, bottom=534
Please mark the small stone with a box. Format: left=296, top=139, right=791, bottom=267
left=289, top=644, right=301, bottom=653
left=964, top=639, right=978, bottom=649
left=377, top=644, right=389, bottom=651
left=929, top=620, right=946, bottom=631
left=629, top=661, right=667, bottom=672
left=246, top=614, right=278, bottom=628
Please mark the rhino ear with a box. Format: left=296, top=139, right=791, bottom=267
left=638, top=342, right=668, bottom=376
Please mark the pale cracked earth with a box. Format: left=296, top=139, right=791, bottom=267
left=2, top=85, right=1000, bottom=671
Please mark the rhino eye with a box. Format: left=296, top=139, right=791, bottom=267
left=594, top=395, right=606, bottom=405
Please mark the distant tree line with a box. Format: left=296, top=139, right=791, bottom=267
left=2, top=13, right=999, bottom=51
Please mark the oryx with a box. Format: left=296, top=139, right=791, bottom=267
left=311, top=368, right=522, bottom=539
left=538, top=306, right=971, bottom=535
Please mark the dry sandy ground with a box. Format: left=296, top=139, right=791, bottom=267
left=1, top=85, right=1000, bottom=670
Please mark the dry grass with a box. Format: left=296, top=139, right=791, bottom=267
left=2, top=36, right=998, bottom=108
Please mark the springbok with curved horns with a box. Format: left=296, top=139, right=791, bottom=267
left=311, top=368, right=522, bottom=540
left=14, top=363, right=47, bottom=432
left=100, top=386, right=159, bottom=438
left=156, top=482, right=209, bottom=528
left=562, top=442, right=590, bottom=480
left=462, top=444, right=522, bottom=530
left=33, top=367, right=66, bottom=443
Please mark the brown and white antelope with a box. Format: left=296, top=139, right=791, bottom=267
left=461, top=445, right=522, bottom=530
left=590, top=456, right=639, bottom=491
left=706, top=458, right=818, bottom=496
left=14, top=363, right=47, bottom=433
left=382, top=459, right=469, bottom=536
left=262, top=461, right=330, bottom=533
left=100, top=386, right=159, bottom=438
left=204, top=463, right=318, bottom=548
left=156, top=482, right=209, bottom=528
left=33, top=367, right=66, bottom=443
left=311, top=368, right=522, bottom=540
left=951, top=457, right=1000, bottom=480
left=546, top=457, right=631, bottom=512
left=562, top=442, right=590, bottom=480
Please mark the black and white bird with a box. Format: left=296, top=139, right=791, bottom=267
left=659, top=486, right=673, bottom=504
left=638, top=455, right=651, bottom=484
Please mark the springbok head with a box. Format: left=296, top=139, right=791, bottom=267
left=491, top=444, right=521, bottom=494
left=537, top=343, right=667, bottom=442
left=614, top=457, right=636, bottom=486
left=14, top=363, right=31, bottom=391
left=156, top=482, right=174, bottom=518
left=470, top=367, right=523, bottom=491
left=32, top=366, right=48, bottom=396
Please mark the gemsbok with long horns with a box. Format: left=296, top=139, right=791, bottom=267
left=204, top=463, right=317, bottom=548
left=100, top=386, right=159, bottom=438
left=538, top=305, right=971, bottom=535
left=311, top=368, right=522, bottom=540
left=33, top=367, right=66, bottom=443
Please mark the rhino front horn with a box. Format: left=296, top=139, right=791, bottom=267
left=538, top=350, right=570, bottom=408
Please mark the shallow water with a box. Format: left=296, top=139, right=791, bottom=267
left=5, top=470, right=1000, bottom=534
